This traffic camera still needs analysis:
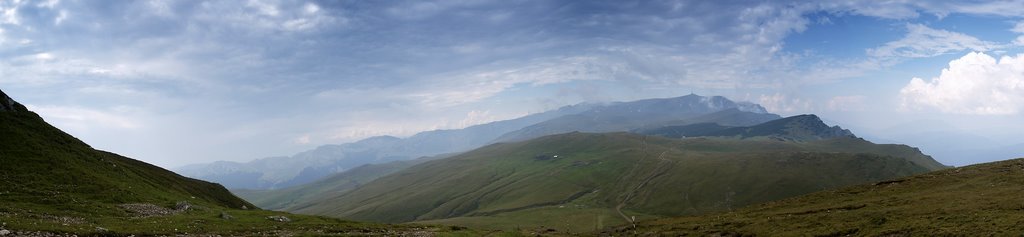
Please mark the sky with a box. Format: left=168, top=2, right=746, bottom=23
left=1, top=0, right=1023, bottom=168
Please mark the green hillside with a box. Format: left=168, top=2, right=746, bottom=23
left=0, top=92, right=250, bottom=214
left=233, top=159, right=422, bottom=211
left=609, top=158, right=1024, bottom=236
left=0, top=90, right=482, bottom=236
left=291, top=132, right=945, bottom=232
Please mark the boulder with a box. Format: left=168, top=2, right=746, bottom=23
left=175, top=201, right=192, bottom=211
left=266, top=216, right=291, bottom=222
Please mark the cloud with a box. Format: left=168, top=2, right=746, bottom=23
left=293, top=134, right=311, bottom=144
left=5, top=0, right=1024, bottom=167
left=868, top=24, right=1001, bottom=59
left=1013, top=21, right=1024, bottom=46
left=819, top=1, right=1024, bottom=19
left=758, top=93, right=812, bottom=114
left=26, top=105, right=143, bottom=131
left=900, top=52, right=1024, bottom=115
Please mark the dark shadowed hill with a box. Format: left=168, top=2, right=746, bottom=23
left=638, top=114, right=854, bottom=141
left=0, top=89, right=252, bottom=211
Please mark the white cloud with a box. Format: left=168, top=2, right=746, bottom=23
left=195, top=1, right=342, bottom=33
left=758, top=93, right=812, bottom=114
left=408, top=56, right=626, bottom=107
left=54, top=9, right=67, bottom=25
left=27, top=105, right=143, bottom=130
left=1013, top=21, right=1024, bottom=33
left=293, top=134, right=311, bottom=144
left=868, top=24, right=1001, bottom=59
left=820, top=1, right=1024, bottom=19
left=900, top=52, right=1024, bottom=115
left=37, top=0, right=60, bottom=9
left=1013, top=21, right=1024, bottom=46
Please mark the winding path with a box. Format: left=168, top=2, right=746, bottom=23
left=615, top=135, right=675, bottom=225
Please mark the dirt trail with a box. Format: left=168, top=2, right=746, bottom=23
left=615, top=136, right=675, bottom=224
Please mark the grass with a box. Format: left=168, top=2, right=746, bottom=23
left=604, top=158, right=1024, bottom=236
left=287, top=132, right=944, bottom=232
left=233, top=159, right=421, bottom=211
left=0, top=93, right=492, bottom=236
left=0, top=204, right=488, bottom=236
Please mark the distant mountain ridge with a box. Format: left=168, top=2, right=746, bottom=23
left=638, top=114, right=855, bottom=142
left=178, top=94, right=779, bottom=190
left=175, top=102, right=598, bottom=189
left=493, top=94, right=775, bottom=142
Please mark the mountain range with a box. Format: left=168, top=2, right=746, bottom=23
left=637, top=114, right=855, bottom=142
left=233, top=103, right=946, bottom=232
left=177, top=94, right=780, bottom=190
left=289, top=131, right=942, bottom=232
left=175, top=103, right=595, bottom=189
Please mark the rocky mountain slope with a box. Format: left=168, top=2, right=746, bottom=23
left=637, top=114, right=854, bottom=141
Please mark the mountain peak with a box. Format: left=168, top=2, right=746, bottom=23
left=774, top=114, right=855, bottom=140
left=672, top=94, right=768, bottom=114
left=0, top=89, right=26, bottom=112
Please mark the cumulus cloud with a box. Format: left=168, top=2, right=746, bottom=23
left=900, top=52, right=1024, bottom=115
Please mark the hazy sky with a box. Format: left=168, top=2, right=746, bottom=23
left=2, top=0, right=1023, bottom=168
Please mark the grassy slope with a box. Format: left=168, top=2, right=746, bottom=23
left=0, top=92, right=487, bottom=236
left=233, top=159, right=420, bottom=211
left=292, top=132, right=944, bottom=232
left=611, top=158, right=1024, bottom=236
left=0, top=104, right=251, bottom=215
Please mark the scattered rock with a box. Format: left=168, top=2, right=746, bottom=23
left=241, top=205, right=249, bottom=210
left=266, top=216, right=291, bottom=222
left=0, top=229, right=10, bottom=236
left=95, top=227, right=108, bottom=232
left=220, top=212, right=234, bottom=220
left=118, top=203, right=177, bottom=218
left=174, top=201, right=192, bottom=211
